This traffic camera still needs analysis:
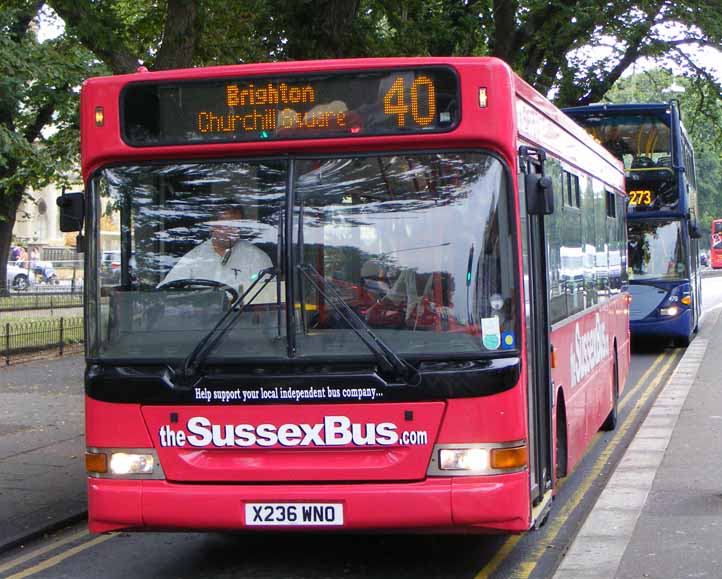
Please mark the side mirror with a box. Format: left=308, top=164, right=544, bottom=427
left=689, top=222, right=702, bottom=239
left=526, top=174, right=554, bottom=215
left=57, top=191, right=84, bottom=232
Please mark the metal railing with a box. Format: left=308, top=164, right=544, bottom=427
left=2, top=316, right=84, bottom=364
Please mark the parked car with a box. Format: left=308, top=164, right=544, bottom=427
left=6, top=262, right=34, bottom=291
left=101, top=250, right=136, bottom=285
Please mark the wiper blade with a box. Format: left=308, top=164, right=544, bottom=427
left=297, top=263, right=420, bottom=385
left=182, top=267, right=277, bottom=377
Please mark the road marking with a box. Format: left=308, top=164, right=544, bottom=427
left=2, top=534, right=113, bottom=579
left=0, top=530, right=88, bottom=575
left=474, top=349, right=678, bottom=579
left=618, top=350, right=667, bottom=413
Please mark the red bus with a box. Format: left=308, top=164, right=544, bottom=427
left=711, top=219, right=722, bottom=269
left=61, top=57, right=629, bottom=534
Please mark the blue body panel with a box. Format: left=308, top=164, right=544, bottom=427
left=630, top=308, right=692, bottom=339
left=628, top=280, right=694, bottom=340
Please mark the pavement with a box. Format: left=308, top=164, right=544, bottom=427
left=0, top=355, right=85, bottom=553
left=554, top=303, right=722, bottom=579
left=1, top=306, right=722, bottom=579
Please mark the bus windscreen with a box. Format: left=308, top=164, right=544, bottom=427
left=122, top=68, right=459, bottom=146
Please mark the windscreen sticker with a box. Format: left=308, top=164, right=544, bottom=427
left=158, top=416, right=429, bottom=449
left=481, top=316, right=501, bottom=350
left=501, top=331, right=515, bottom=350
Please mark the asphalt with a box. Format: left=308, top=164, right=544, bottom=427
left=1, top=307, right=722, bottom=579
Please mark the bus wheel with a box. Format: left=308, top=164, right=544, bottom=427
left=601, top=349, right=619, bottom=431
left=555, top=398, right=568, bottom=479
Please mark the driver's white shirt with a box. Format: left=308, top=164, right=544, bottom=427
left=163, top=239, right=272, bottom=293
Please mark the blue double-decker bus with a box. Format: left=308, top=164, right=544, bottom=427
left=564, top=101, right=702, bottom=346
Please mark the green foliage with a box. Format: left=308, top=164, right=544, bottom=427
left=0, top=3, right=105, bottom=194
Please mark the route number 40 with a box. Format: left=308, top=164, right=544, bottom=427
left=383, top=75, right=437, bottom=128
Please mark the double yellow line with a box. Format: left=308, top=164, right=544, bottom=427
left=0, top=529, right=113, bottom=579
left=475, top=348, right=680, bottom=579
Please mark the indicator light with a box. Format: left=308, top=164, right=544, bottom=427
left=479, top=88, right=488, bottom=108
left=85, top=452, right=107, bottom=474
left=95, top=107, right=104, bottom=127
left=490, top=445, right=528, bottom=470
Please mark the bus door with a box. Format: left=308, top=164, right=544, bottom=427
left=519, top=146, right=554, bottom=516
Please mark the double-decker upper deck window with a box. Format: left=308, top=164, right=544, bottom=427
left=122, top=68, right=459, bottom=146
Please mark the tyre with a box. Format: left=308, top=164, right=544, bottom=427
left=12, top=274, right=29, bottom=291
left=601, top=350, right=619, bottom=431
left=555, top=401, right=568, bottom=479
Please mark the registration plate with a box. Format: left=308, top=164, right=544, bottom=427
left=244, top=502, right=344, bottom=526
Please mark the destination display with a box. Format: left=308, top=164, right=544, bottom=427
left=121, top=67, right=459, bottom=146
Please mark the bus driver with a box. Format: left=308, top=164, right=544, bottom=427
left=162, top=207, right=272, bottom=295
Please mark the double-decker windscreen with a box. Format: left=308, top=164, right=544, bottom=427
left=88, top=153, right=518, bottom=367
left=122, top=68, right=459, bottom=146
left=567, top=111, right=677, bottom=213
left=628, top=220, right=688, bottom=280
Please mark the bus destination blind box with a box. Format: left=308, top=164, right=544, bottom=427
left=121, top=67, right=459, bottom=146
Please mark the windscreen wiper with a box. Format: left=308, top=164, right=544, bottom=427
left=182, top=267, right=277, bottom=377
left=297, top=263, right=420, bottom=385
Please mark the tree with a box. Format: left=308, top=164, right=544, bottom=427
left=0, top=1, right=102, bottom=292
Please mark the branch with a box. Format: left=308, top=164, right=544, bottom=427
left=23, top=102, right=55, bottom=144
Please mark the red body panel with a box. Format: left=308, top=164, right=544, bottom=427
left=88, top=472, right=529, bottom=534
left=142, top=402, right=444, bottom=482
left=549, top=298, right=630, bottom=471
left=711, top=220, right=722, bottom=269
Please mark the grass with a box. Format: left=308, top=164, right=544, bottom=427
left=0, top=292, right=82, bottom=311
left=0, top=316, right=84, bottom=356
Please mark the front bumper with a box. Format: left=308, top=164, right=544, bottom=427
left=88, top=472, right=530, bottom=534
left=630, top=308, right=692, bottom=339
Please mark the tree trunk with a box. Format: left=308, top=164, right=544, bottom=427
left=154, top=0, right=199, bottom=70
left=0, top=191, right=22, bottom=295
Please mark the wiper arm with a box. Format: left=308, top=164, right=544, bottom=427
left=182, top=267, right=277, bottom=377
left=297, top=263, right=420, bottom=385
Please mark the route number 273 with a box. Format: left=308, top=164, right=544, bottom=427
left=629, top=190, right=652, bottom=205
left=383, top=75, right=437, bottom=128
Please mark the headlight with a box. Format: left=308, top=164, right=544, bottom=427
left=660, top=306, right=679, bottom=317
left=86, top=448, right=165, bottom=479
left=439, top=448, right=489, bottom=471
left=110, top=452, right=155, bottom=475
left=428, top=442, right=527, bottom=476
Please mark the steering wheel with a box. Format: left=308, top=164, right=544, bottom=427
left=157, top=278, right=239, bottom=303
